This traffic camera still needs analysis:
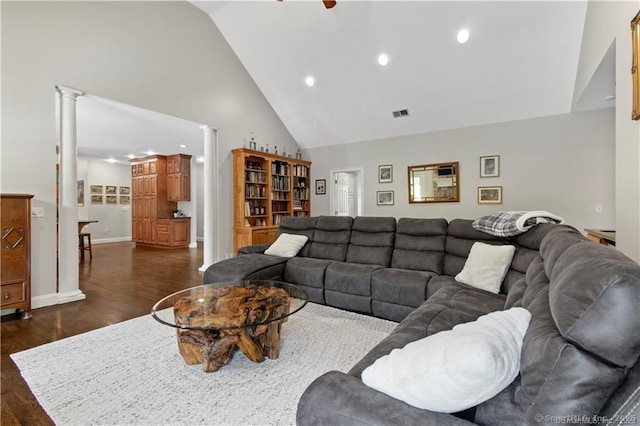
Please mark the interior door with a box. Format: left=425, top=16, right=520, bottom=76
left=333, top=172, right=352, bottom=216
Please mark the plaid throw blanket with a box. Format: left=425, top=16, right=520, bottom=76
left=472, top=211, right=564, bottom=237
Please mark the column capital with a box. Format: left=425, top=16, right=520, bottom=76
left=56, top=85, right=84, bottom=100
left=200, top=125, right=218, bottom=133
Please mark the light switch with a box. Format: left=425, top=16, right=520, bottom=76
left=595, top=204, right=603, bottom=213
left=31, top=207, right=45, bottom=218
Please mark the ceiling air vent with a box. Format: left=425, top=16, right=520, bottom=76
left=392, top=109, right=409, bottom=118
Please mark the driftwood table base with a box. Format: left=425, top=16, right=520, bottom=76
left=173, top=286, right=291, bottom=372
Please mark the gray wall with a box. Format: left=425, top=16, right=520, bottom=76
left=1, top=1, right=297, bottom=304
left=77, top=159, right=132, bottom=242
left=307, top=108, right=615, bottom=237
left=574, top=0, right=639, bottom=261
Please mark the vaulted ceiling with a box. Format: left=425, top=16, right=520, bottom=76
left=77, top=0, right=616, bottom=162
left=193, top=0, right=612, bottom=149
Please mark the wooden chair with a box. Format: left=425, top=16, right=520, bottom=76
left=79, top=232, right=92, bottom=260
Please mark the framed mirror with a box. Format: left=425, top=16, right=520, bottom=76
left=408, top=162, right=459, bottom=203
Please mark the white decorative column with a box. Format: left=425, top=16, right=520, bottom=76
left=56, top=85, right=86, bottom=303
left=199, top=125, right=220, bottom=271
left=189, top=155, right=197, bottom=249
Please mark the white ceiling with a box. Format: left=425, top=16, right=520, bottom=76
left=76, top=95, right=204, bottom=164
left=77, top=0, right=616, bottom=162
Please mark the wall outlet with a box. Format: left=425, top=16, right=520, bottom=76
left=104, top=228, right=109, bottom=234
left=31, top=207, right=45, bottom=218
left=595, top=204, right=603, bottom=213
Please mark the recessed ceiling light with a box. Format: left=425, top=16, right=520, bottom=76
left=377, top=53, right=389, bottom=66
left=305, top=76, right=315, bottom=87
left=457, top=29, right=470, bottom=44
left=196, top=156, right=205, bottom=164
left=179, top=144, right=187, bottom=148
left=603, top=95, right=615, bottom=101
left=146, top=150, right=155, bottom=156
left=106, top=157, right=116, bottom=163
left=127, top=154, right=135, bottom=159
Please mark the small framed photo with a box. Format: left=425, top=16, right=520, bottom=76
left=119, top=186, right=130, bottom=195
left=315, top=179, right=326, bottom=195
left=91, top=195, right=103, bottom=205
left=106, top=195, right=118, bottom=204
left=77, top=180, right=85, bottom=207
left=480, top=155, right=500, bottom=178
left=377, top=190, right=394, bottom=206
left=90, top=185, right=103, bottom=194
left=119, top=195, right=130, bottom=205
left=378, top=164, right=393, bottom=183
left=478, top=186, right=502, bottom=204
left=105, top=185, right=117, bottom=195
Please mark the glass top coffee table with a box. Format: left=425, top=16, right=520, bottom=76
left=152, top=280, right=307, bottom=372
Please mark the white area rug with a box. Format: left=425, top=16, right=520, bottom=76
left=11, top=303, right=396, bottom=425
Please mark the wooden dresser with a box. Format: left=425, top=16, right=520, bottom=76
left=1, top=193, right=33, bottom=319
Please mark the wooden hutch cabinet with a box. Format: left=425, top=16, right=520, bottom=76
left=1, top=193, right=33, bottom=319
left=232, top=148, right=311, bottom=253
left=131, top=154, right=191, bottom=248
left=167, top=154, right=191, bottom=202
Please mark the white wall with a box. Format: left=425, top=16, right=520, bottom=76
left=1, top=1, right=298, bottom=304
left=78, top=159, right=132, bottom=242
left=574, top=0, right=640, bottom=261
left=307, top=108, right=615, bottom=237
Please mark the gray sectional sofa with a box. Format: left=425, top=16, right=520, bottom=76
left=203, top=216, right=640, bottom=425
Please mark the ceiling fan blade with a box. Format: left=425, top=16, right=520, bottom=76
left=276, top=0, right=336, bottom=9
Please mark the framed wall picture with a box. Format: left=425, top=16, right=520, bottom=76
left=315, top=179, right=326, bottom=195
left=480, top=155, right=500, bottom=177
left=377, top=190, right=394, bottom=206
left=378, top=164, right=393, bottom=183
left=91, top=195, right=103, bottom=205
left=77, top=180, right=85, bottom=207
left=105, top=185, right=117, bottom=195
left=632, top=9, right=640, bottom=120
left=478, top=186, right=502, bottom=204
left=106, top=195, right=118, bottom=205
left=119, top=195, right=130, bottom=205
left=119, top=186, right=130, bottom=195
left=90, top=185, right=103, bottom=194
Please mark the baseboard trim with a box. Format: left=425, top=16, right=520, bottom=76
left=32, top=293, right=63, bottom=309
left=92, top=237, right=132, bottom=244
left=30, top=291, right=86, bottom=310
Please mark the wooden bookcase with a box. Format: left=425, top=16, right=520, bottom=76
left=232, top=148, right=311, bottom=253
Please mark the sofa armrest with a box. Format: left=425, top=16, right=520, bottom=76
left=297, top=371, right=476, bottom=426
left=237, top=243, right=271, bottom=255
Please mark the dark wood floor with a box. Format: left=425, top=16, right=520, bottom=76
left=1, top=242, right=203, bottom=425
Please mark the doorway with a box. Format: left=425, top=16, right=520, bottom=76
left=330, top=168, right=363, bottom=217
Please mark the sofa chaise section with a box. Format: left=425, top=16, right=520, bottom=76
left=203, top=216, right=317, bottom=283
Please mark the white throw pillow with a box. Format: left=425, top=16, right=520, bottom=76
left=361, top=307, right=531, bottom=413
left=455, top=242, right=516, bottom=293
left=264, top=233, right=308, bottom=257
